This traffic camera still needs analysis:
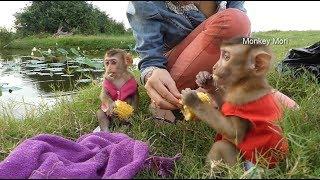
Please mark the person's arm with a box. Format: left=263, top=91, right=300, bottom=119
left=126, top=1, right=181, bottom=109
left=194, top=1, right=218, bottom=18
left=126, top=1, right=166, bottom=83
left=226, top=1, right=246, bottom=12
left=214, top=1, right=246, bottom=12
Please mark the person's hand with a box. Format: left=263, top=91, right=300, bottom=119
left=195, top=71, right=213, bottom=90
left=144, top=68, right=182, bottom=110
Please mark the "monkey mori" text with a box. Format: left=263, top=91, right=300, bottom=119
left=242, top=37, right=288, bottom=46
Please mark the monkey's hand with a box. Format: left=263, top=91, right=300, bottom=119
left=196, top=71, right=213, bottom=90
left=182, top=88, right=217, bottom=122
left=105, top=102, right=115, bottom=116
left=181, top=88, right=204, bottom=110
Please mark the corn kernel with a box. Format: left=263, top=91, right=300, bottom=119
left=182, top=105, right=194, bottom=121
left=113, top=100, right=134, bottom=120
left=197, top=92, right=211, bottom=103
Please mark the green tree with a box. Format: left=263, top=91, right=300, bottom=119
left=0, top=27, right=14, bottom=49
left=14, top=1, right=127, bottom=36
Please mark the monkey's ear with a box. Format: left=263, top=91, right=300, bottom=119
left=125, top=53, right=133, bottom=66
left=252, top=49, right=272, bottom=75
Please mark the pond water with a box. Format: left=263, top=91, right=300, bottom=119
left=0, top=49, right=107, bottom=119
left=0, top=49, right=140, bottom=119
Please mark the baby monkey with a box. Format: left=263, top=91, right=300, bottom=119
left=182, top=37, right=297, bottom=170
left=96, top=49, right=138, bottom=132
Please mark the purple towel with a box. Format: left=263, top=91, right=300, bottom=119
left=145, top=153, right=182, bottom=177
left=0, top=132, right=180, bottom=179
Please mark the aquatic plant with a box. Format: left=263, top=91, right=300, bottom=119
left=30, top=44, right=103, bottom=69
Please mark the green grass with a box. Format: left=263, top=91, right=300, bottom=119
left=7, top=34, right=135, bottom=51
left=1, top=31, right=320, bottom=178
left=252, top=30, right=320, bottom=62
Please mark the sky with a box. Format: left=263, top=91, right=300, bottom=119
left=0, top=1, right=319, bottom=32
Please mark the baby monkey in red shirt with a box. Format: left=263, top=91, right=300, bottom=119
left=96, top=49, right=139, bottom=132
left=182, top=37, right=297, bottom=170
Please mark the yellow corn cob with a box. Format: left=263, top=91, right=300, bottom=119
left=182, top=105, right=194, bottom=121
left=197, top=92, right=211, bottom=103
left=181, top=92, right=211, bottom=121
left=113, top=100, right=134, bottom=120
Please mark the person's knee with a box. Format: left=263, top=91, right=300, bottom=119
left=226, top=8, right=251, bottom=36
left=205, top=8, right=251, bottom=39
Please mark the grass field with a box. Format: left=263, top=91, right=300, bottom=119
left=6, top=34, right=136, bottom=52
left=0, top=31, right=320, bottom=178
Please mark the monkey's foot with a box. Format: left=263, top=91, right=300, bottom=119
left=120, top=120, right=133, bottom=128
left=208, top=160, right=225, bottom=178
left=93, top=126, right=109, bottom=133
left=93, top=126, right=101, bottom=133
left=241, top=161, right=264, bottom=179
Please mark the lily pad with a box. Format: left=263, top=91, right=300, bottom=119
left=76, top=79, right=92, bottom=83
left=27, top=60, right=46, bottom=64
left=92, top=69, right=104, bottom=73
left=38, top=72, right=53, bottom=76
left=32, top=68, right=43, bottom=72
left=75, top=68, right=92, bottom=73
left=26, top=72, right=38, bottom=76
left=66, top=60, right=78, bottom=65
left=46, top=68, right=64, bottom=72
left=48, top=63, right=64, bottom=67
left=25, top=64, right=48, bottom=69
left=61, top=74, right=74, bottom=77
left=36, top=79, right=65, bottom=83
left=67, top=65, right=79, bottom=69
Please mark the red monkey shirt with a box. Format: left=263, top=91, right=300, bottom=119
left=100, top=78, right=138, bottom=112
left=215, top=92, right=289, bottom=168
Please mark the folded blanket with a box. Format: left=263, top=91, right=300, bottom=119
left=0, top=132, right=180, bottom=179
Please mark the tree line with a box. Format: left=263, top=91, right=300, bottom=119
left=13, top=1, right=130, bottom=37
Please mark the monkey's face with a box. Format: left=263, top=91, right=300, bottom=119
left=104, top=54, right=127, bottom=79
left=213, top=45, right=252, bottom=87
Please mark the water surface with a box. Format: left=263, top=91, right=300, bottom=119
left=0, top=49, right=105, bottom=119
